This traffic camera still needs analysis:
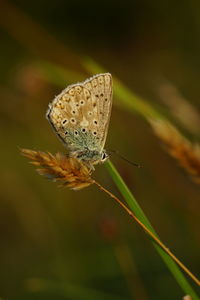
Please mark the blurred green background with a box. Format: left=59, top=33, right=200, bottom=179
left=0, top=0, right=200, bottom=299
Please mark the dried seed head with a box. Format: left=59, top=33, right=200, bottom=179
left=150, top=119, right=200, bottom=184
left=20, top=149, right=94, bottom=190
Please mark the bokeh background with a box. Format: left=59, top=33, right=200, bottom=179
left=0, top=0, right=200, bottom=299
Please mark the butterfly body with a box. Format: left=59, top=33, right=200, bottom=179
left=46, top=73, right=112, bottom=168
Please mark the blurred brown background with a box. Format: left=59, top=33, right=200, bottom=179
left=0, top=0, right=200, bottom=299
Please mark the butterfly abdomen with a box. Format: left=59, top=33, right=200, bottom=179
left=73, top=149, right=102, bottom=164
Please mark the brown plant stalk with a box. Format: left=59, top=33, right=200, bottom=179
left=93, top=181, right=200, bottom=287
left=21, top=148, right=200, bottom=286
left=150, top=119, right=200, bottom=184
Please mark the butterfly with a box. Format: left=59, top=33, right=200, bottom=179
left=46, top=73, right=113, bottom=169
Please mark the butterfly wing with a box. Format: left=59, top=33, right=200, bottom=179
left=84, top=73, right=113, bottom=152
left=46, top=73, right=112, bottom=154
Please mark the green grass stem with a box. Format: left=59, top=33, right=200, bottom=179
left=105, top=160, right=200, bottom=300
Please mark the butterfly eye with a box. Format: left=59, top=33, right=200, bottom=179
left=101, top=152, right=108, bottom=161
left=74, top=130, right=78, bottom=135
left=93, top=120, right=98, bottom=125
left=82, top=128, right=86, bottom=133
left=93, top=131, right=97, bottom=135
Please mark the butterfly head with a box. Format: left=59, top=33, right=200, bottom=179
left=100, top=150, right=109, bottom=163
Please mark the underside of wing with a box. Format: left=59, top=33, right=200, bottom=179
left=46, top=73, right=112, bottom=153
left=83, top=73, right=113, bottom=151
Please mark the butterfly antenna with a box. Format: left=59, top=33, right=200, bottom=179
left=108, top=150, right=142, bottom=168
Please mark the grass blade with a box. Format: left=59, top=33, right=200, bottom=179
left=105, top=160, right=200, bottom=300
